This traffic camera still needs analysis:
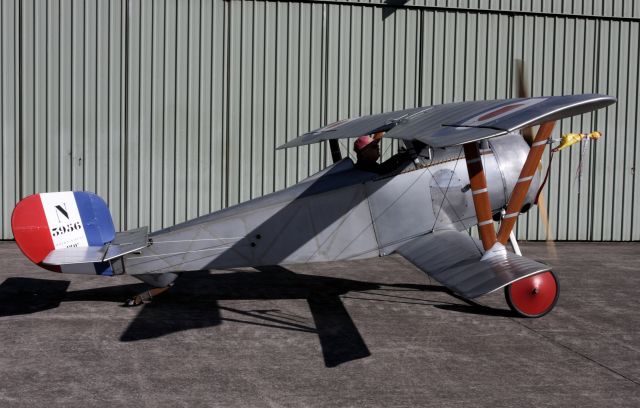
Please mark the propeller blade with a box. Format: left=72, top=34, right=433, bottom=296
left=515, top=59, right=535, bottom=145
left=536, top=188, right=558, bottom=259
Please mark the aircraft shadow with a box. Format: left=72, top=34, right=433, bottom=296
left=0, top=277, right=70, bottom=317
left=0, top=268, right=509, bottom=367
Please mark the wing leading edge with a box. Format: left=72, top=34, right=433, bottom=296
left=278, top=94, right=616, bottom=149
left=395, top=230, right=549, bottom=299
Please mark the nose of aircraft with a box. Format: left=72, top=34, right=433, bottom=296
left=487, top=132, right=542, bottom=216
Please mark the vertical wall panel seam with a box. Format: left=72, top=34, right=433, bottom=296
left=71, top=0, right=75, bottom=193
left=0, top=0, right=4, bottom=236
left=481, top=13, right=487, bottom=100
left=620, top=20, right=629, bottom=239
left=545, top=17, right=562, bottom=239
left=197, top=0, right=203, bottom=213
left=441, top=12, right=446, bottom=102
left=417, top=11, right=424, bottom=104
left=380, top=9, right=386, bottom=110
left=149, top=0, right=155, bottom=224
left=122, top=0, right=129, bottom=229
left=45, top=0, right=49, bottom=191
left=321, top=4, right=328, bottom=164
left=106, top=0, right=110, bottom=202
left=67, top=0, right=75, bottom=190
left=137, top=0, right=142, bottom=223
left=403, top=11, right=408, bottom=107
left=269, top=3, right=275, bottom=195
left=472, top=11, right=478, bottom=101
left=161, top=0, right=167, bottom=226
left=576, top=17, right=585, bottom=238
left=632, top=23, right=640, bottom=238
left=451, top=12, right=457, bottom=102
left=284, top=3, right=290, bottom=187
left=92, top=0, right=97, bottom=192
left=0, top=0, right=3, bottom=235
left=492, top=12, right=498, bottom=100
left=588, top=18, right=600, bottom=241
left=629, top=23, right=640, bottom=240
left=613, top=21, right=623, bottom=240
left=602, top=20, right=611, bottom=240
left=307, top=3, right=313, bottom=175
left=184, top=0, right=191, bottom=213
left=358, top=5, right=364, bottom=116
left=570, top=18, right=578, bottom=239
left=250, top=0, right=255, bottom=199
left=295, top=3, right=302, bottom=182
left=584, top=16, right=594, bottom=239
left=461, top=11, right=467, bottom=100
left=595, top=18, right=607, bottom=240
left=223, top=0, right=230, bottom=207
left=260, top=2, right=267, bottom=197
left=563, top=17, right=572, bottom=240
left=17, top=0, right=23, bottom=200
left=82, top=0, right=86, bottom=191
left=367, top=7, right=374, bottom=118
left=185, top=0, right=191, bottom=220
left=172, top=0, right=178, bottom=220
left=239, top=0, right=244, bottom=196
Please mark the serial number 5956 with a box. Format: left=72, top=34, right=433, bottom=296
left=51, top=222, right=83, bottom=237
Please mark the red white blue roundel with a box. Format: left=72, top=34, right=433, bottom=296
left=460, top=98, right=548, bottom=127
left=12, top=191, right=116, bottom=275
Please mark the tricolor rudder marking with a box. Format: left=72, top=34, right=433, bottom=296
left=12, top=191, right=116, bottom=275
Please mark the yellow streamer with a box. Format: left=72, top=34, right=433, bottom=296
left=552, top=131, right=601, bottom=152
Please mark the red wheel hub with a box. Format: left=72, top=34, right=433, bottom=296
left=507, top=271, right=558, bottom=317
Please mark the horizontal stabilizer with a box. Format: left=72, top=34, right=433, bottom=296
left=104, top=227, right=149, bottom=261
left=278, top=94, right=615, bottom=149
left=42, top=246, right=107, bottom=265
left=396, top=230, right=549, bottom=299
left=42, top=227, right=149, bottom=265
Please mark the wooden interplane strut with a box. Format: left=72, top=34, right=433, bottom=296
left=496, top=122, right=555, bottom=244
left=463, top=143, right=497, bottom=251
left=463, top=121, right=556, bottom=251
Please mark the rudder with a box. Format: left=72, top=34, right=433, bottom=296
left=12, top=191, right=116, bottom=275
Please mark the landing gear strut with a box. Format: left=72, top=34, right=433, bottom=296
left=505, top=271, right=559, bottom=318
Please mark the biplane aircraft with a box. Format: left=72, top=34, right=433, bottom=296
left=11, top=94, right=615, bottom=318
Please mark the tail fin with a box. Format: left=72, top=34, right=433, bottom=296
left=12, top=191, right=116, bottom=275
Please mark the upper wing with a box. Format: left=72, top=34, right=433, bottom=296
left=278, top=94, right=616, bottom=149
left=395, top=230, right=549, bottom=299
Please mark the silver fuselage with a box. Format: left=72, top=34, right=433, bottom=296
left=120, top=134, right=538, bottom=276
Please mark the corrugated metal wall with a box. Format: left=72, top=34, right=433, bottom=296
left=1, top=0, right=639, bottom=241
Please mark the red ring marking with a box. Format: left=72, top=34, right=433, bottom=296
left=509, top=271, right=557, bottom=316
left=477, top=103, right=525, bottom=121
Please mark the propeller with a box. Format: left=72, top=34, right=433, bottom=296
left=515, top=59, right=535, bottom=146
left=514, top=59, right=557, bottom=257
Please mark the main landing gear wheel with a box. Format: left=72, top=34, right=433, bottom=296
left=505, top=271, right=559, bottom=318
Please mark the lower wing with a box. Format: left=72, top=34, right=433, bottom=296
left=395, top=229, right=549, bottom=299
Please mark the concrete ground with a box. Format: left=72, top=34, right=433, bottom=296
left=0, top=241, right=638, bottom=407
